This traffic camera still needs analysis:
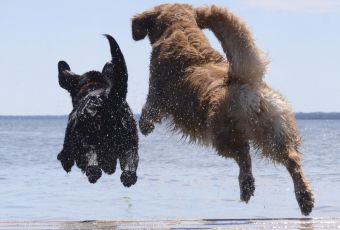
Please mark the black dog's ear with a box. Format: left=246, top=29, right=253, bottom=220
left=102, top=35, right=128, bottom=101
left=58, top=61, right=79, bottom=91
left=132, top=9, right=159, bottom=41
left=102, top=62, right=114, bottom=77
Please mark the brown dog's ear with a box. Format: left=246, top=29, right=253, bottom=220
left=132, top=10, right=159, bottom=41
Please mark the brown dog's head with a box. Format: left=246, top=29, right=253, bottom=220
left=132, top=4, right=201, bottom=43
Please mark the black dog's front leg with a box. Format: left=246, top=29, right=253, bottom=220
left=99, top=153, right=118, bottom=175
left=57, top=149, right=74, bottom=173
left=85, top=149, right=102, bottom=184
left=119, top=147, right=139, bottom=187
left=58, top=117, right=78, bottom=173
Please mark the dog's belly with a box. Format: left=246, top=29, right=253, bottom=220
left=158, top=66, right=228, bottom=144
left=170, top=82, right=261, bottom=143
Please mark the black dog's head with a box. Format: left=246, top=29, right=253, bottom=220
left=58, top=35, right=138, bottom=186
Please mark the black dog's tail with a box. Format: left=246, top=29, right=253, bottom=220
left=103, top=34, right=128, bottom=101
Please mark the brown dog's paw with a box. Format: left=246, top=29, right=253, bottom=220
left=296, top=187, right=315, bottom=216
left=139, top=119, right=155, bottom=136
left=239, top=175, right=255, bottom=203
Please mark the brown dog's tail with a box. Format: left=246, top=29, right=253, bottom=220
left=196, top=5, right=268, bottom=83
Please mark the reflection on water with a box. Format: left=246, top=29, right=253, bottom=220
left=0, top=117, right=339, bottom=220
left=300, top=221, right=314, bottom=230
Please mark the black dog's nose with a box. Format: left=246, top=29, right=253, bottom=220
left=86, top=166, right=102, bottom=183
left=58, top=60, right=71, bottom=72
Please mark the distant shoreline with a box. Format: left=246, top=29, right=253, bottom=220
left=1, top=113, right=340, bottom=120
left=295, top=112, right=340, bottom=120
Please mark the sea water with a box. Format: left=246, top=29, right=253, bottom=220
left=0, top=116, right=339, bottom=220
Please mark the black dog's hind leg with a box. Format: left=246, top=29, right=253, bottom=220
left=119, top=147, right=139, bottom=187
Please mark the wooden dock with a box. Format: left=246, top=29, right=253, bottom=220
left=0, top=218, right=339, bottom=229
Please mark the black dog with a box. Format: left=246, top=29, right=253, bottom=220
left=57, top=35, right=138, bottom=186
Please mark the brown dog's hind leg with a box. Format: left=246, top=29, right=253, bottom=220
left=252, top=87, right=314, bottom=214
left=256, top=134, right=314, bottom=215
left=279, top=149, right=314, bottom=215
left=214, top=135, right=255, bottom=203
left=234, top=145, right=255, bottom=203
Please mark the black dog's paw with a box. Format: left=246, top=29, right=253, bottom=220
left=86, top=166, right=102, bottom=184
left=100, top=158, right=117, bottom=175
left=296, top=187, right=315, bottom=216
left=139, top=119, right=154, bottom=136
left=120, top=171, right=137, bottom=187
left=239, top=175, right=255, bottom=203
left=57, top=151, right=74, bottom=173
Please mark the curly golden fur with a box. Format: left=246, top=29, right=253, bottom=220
left=132, top=4, right=314, bottom=215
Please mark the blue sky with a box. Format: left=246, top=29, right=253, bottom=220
left=0, top=0, right=339, bottom=115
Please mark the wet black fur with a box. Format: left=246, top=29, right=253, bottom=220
left=57, top=35, right=138, bottom=186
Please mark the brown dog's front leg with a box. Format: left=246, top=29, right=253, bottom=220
left=139, top=102, right=163, bottom=135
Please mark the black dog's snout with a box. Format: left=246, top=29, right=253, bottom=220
left=58, top=60, right=71, bottom=72
left=77, top=95, right=103, bottom=125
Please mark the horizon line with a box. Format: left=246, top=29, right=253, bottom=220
left=1, top=112, right=340, bottom=117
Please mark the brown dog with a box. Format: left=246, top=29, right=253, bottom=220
left=132, top=4, right=314, bottom=215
